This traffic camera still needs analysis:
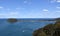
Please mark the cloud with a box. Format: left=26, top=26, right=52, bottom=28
left=37, top=11, right=60, bottom=18
left=22, top=9, right=60, bottom=18
left=0, top=6, right=3, bottom=9
left=0, top=11, right=60, bottom=18
left=0, top=13, right=15, bottom=16
left=24, top=0, right=28, bottom=4
left=0, top=12, right=20, bottom=18
left=42, top=9, right=49, bottom=12
left=56, top=0, right=60, bottom=2
left=56, top=6, right=60, bottom=9
left=56, top=11, right=60, bottom=12
left=0, top=10, right=60, bottom=18
left=9, top=12, right=19, bottom=15
left=50, top=0, right=60, bottom=3
left=23, top=0, right=32, bottom=5
left=50, top=0, right=56, bottom=3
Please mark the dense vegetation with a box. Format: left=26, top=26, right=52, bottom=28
left=7, top=18, right=18, bottom=23
left=33, top=18, right=60, bottom=36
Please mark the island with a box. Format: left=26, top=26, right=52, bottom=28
left=7, top=18, right=18, bottom=23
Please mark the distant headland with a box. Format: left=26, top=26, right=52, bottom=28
left=7, top=18, right=60, bottom=23
left=33, top=18, right=60, bottom=36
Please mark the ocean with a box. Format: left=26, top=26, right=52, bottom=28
left=0, top=18, right=55, bottom=36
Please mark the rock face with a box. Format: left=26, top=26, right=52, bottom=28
left=33, top=28, right=47, bottom=36
left=33, top=18, right=60, bottom=36
left=7, top=18, right=18, bottom=23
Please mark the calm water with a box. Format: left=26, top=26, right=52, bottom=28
left=0, top=19, right=55, bottom=36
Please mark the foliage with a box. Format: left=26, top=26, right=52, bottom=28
left=33, top=18, right=60, bottom=36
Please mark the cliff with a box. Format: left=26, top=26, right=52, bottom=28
left=33, top=18, right=60, bottom=36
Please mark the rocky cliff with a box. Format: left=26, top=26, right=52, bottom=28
left=33, top=18, right=60, bottom=36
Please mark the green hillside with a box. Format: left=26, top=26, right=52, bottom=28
left=33, top=18, right=60, bottom=36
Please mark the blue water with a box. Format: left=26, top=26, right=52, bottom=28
left=0, top=19, right=55, bottom=36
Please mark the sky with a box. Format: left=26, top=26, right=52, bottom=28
left=0, top=0, right=60, bottom=18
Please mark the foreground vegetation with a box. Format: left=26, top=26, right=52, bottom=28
left=33, top=18, right=60, bottom=36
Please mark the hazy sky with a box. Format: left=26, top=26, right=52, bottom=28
left=0, top=0, right=60, bottom=18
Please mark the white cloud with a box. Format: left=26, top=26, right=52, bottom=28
left=56, top=0, right=60, bottom=2
left=24, top=0, right=28, bottom=3
left=37, top=11, right=60, bottom=18
left=0, top=12, right=20, bottom=18
left=56, top=11, right=60, bottom=12
left=0, top=14, right=6, bottom=16
left=50, top=0, right=60, bottom=3
left=0, top=10, right=60, bottom=18
left=0, top=12, right=10, bottom=16
left=56, top=6, right=60, bottom=9
left=9, top=12, right=19, bottom=15
left=42, top=9, right=49, bottom=12
left=23, top=0, right=32, bottom=5
left=22, top=10, right=60, bottom=18
left=50, top=0, right=56, bottom=3
left=0, top=6, right=3, bottom=9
